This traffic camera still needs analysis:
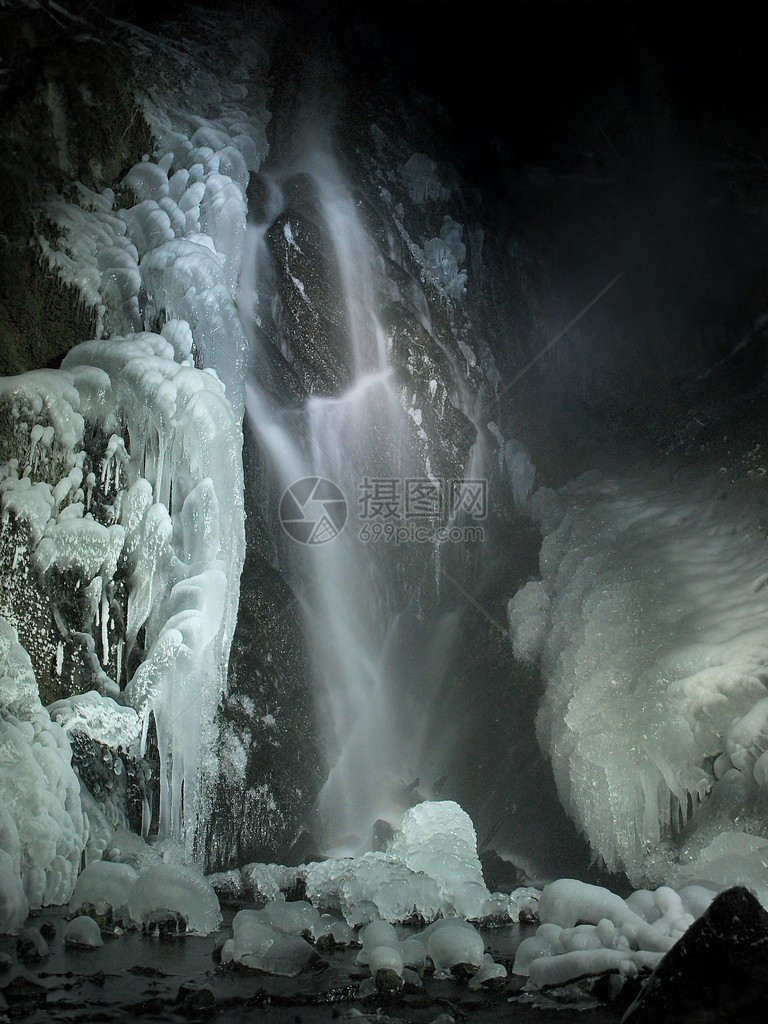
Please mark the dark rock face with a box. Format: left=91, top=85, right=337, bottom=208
left=68, top=731, right=146, bottom=835
left=622, top=886, right=768, bottom=1024
left=0, top=3, right=152, bottom=376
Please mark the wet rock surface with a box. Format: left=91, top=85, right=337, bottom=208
left=622, top=886, right=768, bottom=1024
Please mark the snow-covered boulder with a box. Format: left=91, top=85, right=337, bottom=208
left=127, top=863, right=221, bottom=935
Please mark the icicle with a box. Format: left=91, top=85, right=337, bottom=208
left=100, top=586, right=109, bottom=666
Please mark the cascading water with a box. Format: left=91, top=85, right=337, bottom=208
left=241, top=131, right=485, bottom=851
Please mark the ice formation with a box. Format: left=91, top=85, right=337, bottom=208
left=469, top=953, right=508, bottom=989
left=48, top=691, right=141, bottom=749
left=421, top=918, right=486, bottom=978
left=306, top=852, right=443, bottom=927
left=355, top=917, right=503, bottom=986
left=398, top=153, right=451, bottom=205
left=514, top=877, right=718, bottom=992
left=69, top=859, right=139, bottom=918
left=64, top=915, right=103, bottom=948
left=0, top=618, right=86, bottom=932
left=0, top=13, right=272, bottom=914
left=388, top=801, right=490, bottom=914
left=509, top=468, right=768, bottom=885
left=127, top=863, right=221, bottom=935
left=304, top=801, right=502, bottom=925
left=220, top=903, right=317, bottom=976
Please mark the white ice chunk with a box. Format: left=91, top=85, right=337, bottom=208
left=127, top=863, right=221, bottom=935
left=469, top=953, right=507, bottom=989
left=423, top=919, right=485, bottom=979
left=64, top=915, right=104, bottom=948
left=261, top=899, right=318, bottom=935
left=388, top=800, right=490, bottom=914
left=47, top=693, right=141, bottom=751
left=221, top=907, right=314, bottom=976
left=0, top=621, right=86, bottom=925
left=368, top=944, right=404, bottom=978
left=69, top=859, right=139, bottom=917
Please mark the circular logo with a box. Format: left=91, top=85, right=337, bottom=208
left=279, top=477, right=348, bottom=545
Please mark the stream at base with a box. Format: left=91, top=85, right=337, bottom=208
left=0, top=905, right=624, bottom=1023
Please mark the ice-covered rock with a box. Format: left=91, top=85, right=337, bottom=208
left=469, top=953, right=508, bottom=989
left=422, top=919, right=485, bottom=978
left=48, top=692, right=141, bottom=750
left=104, top=826, right=163, bottom=873
left=127, top=863, right=221, bottom=935
left=12, top=13, right=270, bottom=863
left=0, top=620, right=86, bottom=930
left=260, top=899, right=318, bottom=935
left=509, top=467, right=768, bottom=884
left=241, top=862, right=303, bottom=903
left=220, top=906, right=315, bottom=976
left=672, top=831, right=768, bottom=906
left=368, top=944, right=404, bottom=979
left=512, top=878, right=709, bottom=992
left=304, top=801, right=498, bottom=925
left=64, top=915, right=103, bottom=948
left=69, top=859, right=139, bottom=918
left=388, top=800, right=491, bottom=915
left=305, top=851, right=442, bottom=926
left=0, top=615, right=41, bottom=718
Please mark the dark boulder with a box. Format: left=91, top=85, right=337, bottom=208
left=622, top=886, right=768, bottom=1024
left=1, top=975, right=48, bottom=1016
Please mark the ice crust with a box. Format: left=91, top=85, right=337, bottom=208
left=67, top=853, right=222, bottom=935
left=69, top=859, right=139, bottom=918
left=509, top=468, right=768, bottom=885
left=64, top=915, right=103, bottom=948
left=221, top=902, right=317, bottom=976
left=127, top=863, right=221, bottom=935
left=513, top=877, right=719, bottom=992
left=48, top=691, right=141, bottom=749
left=0, top=618, right=87, bottom=932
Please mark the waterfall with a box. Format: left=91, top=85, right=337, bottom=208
left=241, top=129, right=478, bottom=850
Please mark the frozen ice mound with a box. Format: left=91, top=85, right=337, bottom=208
left=242, top=862, right=303, bottom=903
left=1, top=325, right=246, bottom=855
left=509, top=467, right=768, bottom=884
left=305, top=801, right=495, bottom=925
left=0, top=619, right=87, bottom=932
left=103, top=826, right=163, bottom=873
left=64, top=915, right=103, bottom=948
left=69, top=859, right=139, bottom=918
left=422, top=919, right=485, bottom=979
left=513, top=877, right=716, bottom=991
left=388, top=800, right=491, bottom=915
left=672, top=831, right=768, bottom=906
left=127, top=863, right=221, bottom=935
left=355, top=914, right=501, bottom=986
left=305, top=851, right=442, bottom=926
left=220, top=906, right=315, bottom=976
left=469, top=953, right=508, bottom=989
